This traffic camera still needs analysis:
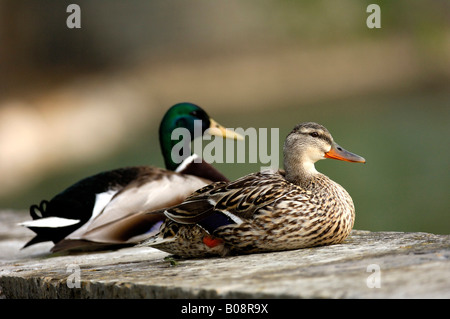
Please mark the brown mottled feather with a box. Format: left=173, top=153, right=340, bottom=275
left=147, top=169, right=355, bottom=257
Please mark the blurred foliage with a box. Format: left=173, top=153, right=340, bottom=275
left=1, top=1, right=449, bottom=74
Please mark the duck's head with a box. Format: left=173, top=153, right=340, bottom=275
left=283, top=122, right=365, bottom=182
left=159, top=102, right=242, bottom=171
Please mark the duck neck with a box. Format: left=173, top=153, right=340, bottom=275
left=159, top=127, right=193, bottom=172
left=284, top=156, right=321, bottom=188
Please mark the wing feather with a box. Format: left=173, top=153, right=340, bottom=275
left=164, top=170, right=294, bottom=231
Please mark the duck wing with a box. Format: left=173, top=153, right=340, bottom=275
left=164, top=169, right=294, bottom=234
left=50, top=169, right=210, bottom=252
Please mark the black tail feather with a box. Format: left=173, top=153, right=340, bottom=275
left=29, top=200, right=48, bottom=220
left=21, top=234, right=48, bottom=249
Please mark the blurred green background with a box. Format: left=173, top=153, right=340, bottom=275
left=0, top=1, right=448, bottom=234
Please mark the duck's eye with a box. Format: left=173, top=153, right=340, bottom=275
left=309, top=132, right=319, bottom=138
left=190, top=110, right=199, bottom=117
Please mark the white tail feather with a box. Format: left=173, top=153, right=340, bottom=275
left=19, top=217, right=80, bottom=228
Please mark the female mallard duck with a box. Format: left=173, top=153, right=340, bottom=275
left=139, top=122, right=365, bottom=257
left=20, top=102, right=242, bottom=252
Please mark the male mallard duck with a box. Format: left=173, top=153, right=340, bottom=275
left=20, top=102, right=242, bottom=252
left=139, top=122, right=365, bottom=257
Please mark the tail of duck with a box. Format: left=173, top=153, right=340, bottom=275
left=20, top=201, right=82, bottom=248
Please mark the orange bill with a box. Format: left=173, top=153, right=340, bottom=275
left=325, top=143, right=366, bottom=163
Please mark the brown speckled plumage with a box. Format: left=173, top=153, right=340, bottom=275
left=140, top=122, right=365, bottom=257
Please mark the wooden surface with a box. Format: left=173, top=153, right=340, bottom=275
left=0, top=210, right=449, bottom=299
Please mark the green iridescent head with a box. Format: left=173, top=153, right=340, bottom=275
left=159, top=102, right=241, bottom=171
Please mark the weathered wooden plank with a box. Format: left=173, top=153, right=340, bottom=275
left=0, top=210, right=449, bottom=299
